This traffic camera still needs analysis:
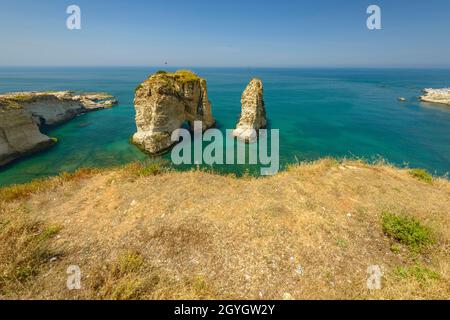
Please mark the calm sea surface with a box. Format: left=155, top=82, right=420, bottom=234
left=1, top=67, right=449, bottom=186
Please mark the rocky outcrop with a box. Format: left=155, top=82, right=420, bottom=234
left=232, top=78, right=267, bottom=142
left=420, top=88, right=450, bottom=106
left=132, top=70, right=215, bottom=155
left=0, top=109, right=55, bottom=166
left=0, top=91, right=117, bottom=166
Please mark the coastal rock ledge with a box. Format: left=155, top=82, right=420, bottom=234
left=132, top=70, right=215, bottom=155
left=0, top=91, right=117, bottom=166
left=233, top=78, right=267, bottom=142
left=420, top=88, right=450, bottom=106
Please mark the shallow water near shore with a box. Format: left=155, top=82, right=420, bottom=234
left=0, top=67, right=449, bottom=186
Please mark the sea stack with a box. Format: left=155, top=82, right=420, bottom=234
left=0, top=91, right=117, bottom=166
left=233, top=78, right=267, bottom=142
left=132, top=70, right=215, bottom=155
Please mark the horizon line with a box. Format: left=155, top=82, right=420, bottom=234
left=1, top=65, right=450, bottom=70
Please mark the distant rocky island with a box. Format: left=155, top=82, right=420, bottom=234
left=0, top=91, right=117, bottom=166
left=420, top=88, right=450, bottom=106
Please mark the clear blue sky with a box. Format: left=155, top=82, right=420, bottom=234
left=0, top=0, right=449, bottom=67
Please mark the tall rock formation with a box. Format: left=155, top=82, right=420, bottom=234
left=132, top=70, right=215, bottom=155
left=0, top=91, right=117, bottom=166
left=233, top=78, right=267, bottom=142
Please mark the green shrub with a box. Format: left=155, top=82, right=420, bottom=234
left=390, top=243, right=402, bottom=254
left=126, top=160, right=168, bottom=177
left=137, top=163, right=163, bottom=177
left=394, top=265, right=440, bottom=283
left=409, top=169, right=433, bottom=183
left=382, top=212, right=435, bottom=252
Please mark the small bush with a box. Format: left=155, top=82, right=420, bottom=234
left=137, top=163, right=164, bottom=177
left=125, top=160, right=168, bottom=177
left=112, top=252, right=144, bottom=276
left=336, top=238, right=348, bottom=248
left=394, top=265, right=440, bottom=283
left=409, top=169, right=433, bottom=183
left=382, top=212, right=435, bottom=252
left=390, top=243, right=402, bottom=254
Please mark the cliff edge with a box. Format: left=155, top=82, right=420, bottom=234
left=0, top=159, right=448, bottom=300
left=0, top=91, right=117, bottom=166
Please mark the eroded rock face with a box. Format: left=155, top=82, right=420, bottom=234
left=0, top=91, right=117, bottom=166
left=0, top=109, right=54, bottom=166
left=233, top=78, right=267, bottom=142
left=420, top=88, right=450, bottom=106
left=132, top=71, right=215, bottom=154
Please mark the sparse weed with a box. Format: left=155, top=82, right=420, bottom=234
left=394, top=264, right=440, bottom=283
left=409, top=169, right=433, bottom=184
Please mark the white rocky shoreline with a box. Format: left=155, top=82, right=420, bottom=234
left=420, top=88, right=450, bottom=106
left=0, top=91, right=117, bottom=166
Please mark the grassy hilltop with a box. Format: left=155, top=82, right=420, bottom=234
left=0, top=159, right=449, bottom=300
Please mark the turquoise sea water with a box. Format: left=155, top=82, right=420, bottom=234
left=0, top=67, right=449, bottom=186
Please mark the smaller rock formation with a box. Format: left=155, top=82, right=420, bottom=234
left=0, top=91, right=117, bottom=166
left=132, top=70, right=215, bottom=155
left=233, top=78, right=267, bottom=142
left=420, top=88, right=450, bottom=106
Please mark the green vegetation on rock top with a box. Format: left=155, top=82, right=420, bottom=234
left=135, top=70, right=203, bottom=94
left=0, top=98, right=24, bottom=110
left=151, top=70, right=201, bottom=83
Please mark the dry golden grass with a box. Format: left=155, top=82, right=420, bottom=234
left=0, top=204, right=62, bottom=297
left=0, top=168, right=101, bottom=202
left=0, top=158, right=449, bottom=300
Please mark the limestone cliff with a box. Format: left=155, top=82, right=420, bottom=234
left=132, top=70, right=215, bottom=155
left=0, top=91, right=117, bottom=166
left=233, top=78, right=267, bottom=142
left=420, top=88, right=450, bottom=106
